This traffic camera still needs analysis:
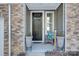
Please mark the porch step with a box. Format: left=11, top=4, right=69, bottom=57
left=26, top=52, right=45, bottom=56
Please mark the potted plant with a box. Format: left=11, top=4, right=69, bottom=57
left=26, top=32, right=32, bottom=48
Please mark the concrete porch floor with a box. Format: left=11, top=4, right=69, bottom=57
left=26, top=43, right=55, bottom=56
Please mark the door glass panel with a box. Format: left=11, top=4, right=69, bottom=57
left=45, top=12, right=54, bottom=41
left=32, top=13, right=42, bottom=41
left=47, top=13, right=52, bottom=31
left=46, top=13, right=54, bottom=34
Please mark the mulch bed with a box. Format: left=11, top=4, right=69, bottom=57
left=45, top=51, right=79, bottom=56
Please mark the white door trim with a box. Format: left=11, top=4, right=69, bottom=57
left=30, top=11, right=44, bottom=42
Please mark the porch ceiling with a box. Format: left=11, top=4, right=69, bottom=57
left=26, top=3, right=61, bottom=10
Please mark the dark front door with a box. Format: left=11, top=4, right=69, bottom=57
left=32, top=13, right=42, bottom=41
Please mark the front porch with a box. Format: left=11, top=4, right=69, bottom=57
left=25, top=3, right=65, bottom=56
left=0, top=3, right=67, bottom=56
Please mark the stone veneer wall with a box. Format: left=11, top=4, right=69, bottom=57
left=66, top=3, right=79, bottom=51
left=0, top=4, right=9, bottom=56
left=11, top=4, right=25, bottom=56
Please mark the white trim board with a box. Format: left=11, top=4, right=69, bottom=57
left=8, top=4, right=11, bottom=56
left=64, top=3, right=67, bottom=52
left=22, top=4, right=26, bottom=53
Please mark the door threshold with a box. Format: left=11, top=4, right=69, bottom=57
left=32, top=41, right=43, bottom=42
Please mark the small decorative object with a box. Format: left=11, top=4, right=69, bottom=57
left=47, top=31, right=54, bottom=40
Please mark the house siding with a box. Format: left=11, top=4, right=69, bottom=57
left=67, top=3, right=79, bottom=51
left=54, top=4, right=64, bottom=36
